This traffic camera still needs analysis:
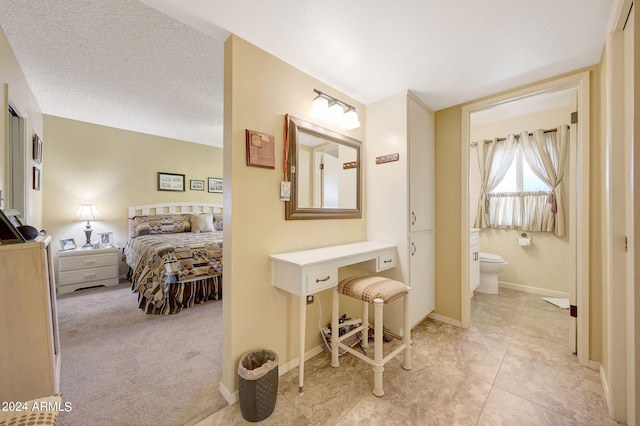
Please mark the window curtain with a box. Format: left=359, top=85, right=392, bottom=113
left=473, top=135, right=517, bottom=228
left=520, top=125, right=569, bottom=236
left=487, top=191, right=553, bottom=231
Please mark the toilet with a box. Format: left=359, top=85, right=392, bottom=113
left=477, top=252, right=508, bottom=294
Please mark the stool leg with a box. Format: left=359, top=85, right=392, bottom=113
left=402, top=291, right=412, bottom=370
left=331, top=287, right=340, bottom=368
left=373, top=298, right=384, bottom=397
left=361, top=300, right=369, bottom=349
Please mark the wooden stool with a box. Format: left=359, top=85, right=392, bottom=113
left=331, top=274, right=412, bottom=396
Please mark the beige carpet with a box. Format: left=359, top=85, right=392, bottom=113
left=56, top=281, right=227, bottom=426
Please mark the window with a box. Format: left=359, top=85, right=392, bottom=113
left=491, top=144, right=551, bottom=193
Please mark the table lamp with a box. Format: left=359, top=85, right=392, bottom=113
left=76, top=204, right=100, bottom=248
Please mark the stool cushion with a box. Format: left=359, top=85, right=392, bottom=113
left=338, top=275, right=408, bottom=304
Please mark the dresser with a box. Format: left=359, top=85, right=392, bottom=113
left=57, top=245, right=120, bottom=294
left=0, top=236, right=61, bottom=401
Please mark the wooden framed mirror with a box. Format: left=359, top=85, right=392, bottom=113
left=285, top=115, right=361, bottom=220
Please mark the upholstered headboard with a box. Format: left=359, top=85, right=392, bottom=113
left=128, top=202, right=223, bottom=237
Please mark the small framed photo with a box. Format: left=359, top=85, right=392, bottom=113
left=60, top=238, right=76, bottom=251
left=97, top=232, right=113, bottom=247
left=157, top=172, right=185, bottom=192
left=33, top=133, right=42, bottom=164
left=208, top=177, right=223, bottom=193
left=190, top=179, right=205, bottom=191
left=245, top=129, right=275, bottom=168
left=33, top=167, right=41, bottom=191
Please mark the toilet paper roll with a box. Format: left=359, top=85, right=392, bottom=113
left=517, top=238, right=531, bottom=246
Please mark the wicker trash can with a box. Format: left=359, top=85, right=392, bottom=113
left=238, top=349, right=278, bottom=422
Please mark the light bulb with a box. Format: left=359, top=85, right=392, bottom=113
left=342, top=109, right=360, bottom=129
left=312, top=96, right=329, bottom=118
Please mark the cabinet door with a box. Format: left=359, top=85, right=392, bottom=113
left=408, top=97, right=434, bottom=231
left=409, top=230, right=435, bottom=323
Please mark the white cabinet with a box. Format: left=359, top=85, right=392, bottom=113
left=57, top=246, right=120, bottom=294
left=470, top=228, right=480, bottom=296
left=366, top=91, right=435, bottom=335
left=0, top=236, right=61, bottom=401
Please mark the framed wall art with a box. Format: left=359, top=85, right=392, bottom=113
left=245, top=129, right=275, bottom=168
left=157, top=172, right=185, bottom=192
left=33, top=167, right=41, bottom=191
left=33, top=133, right=42, bottom=164
left=208, top=177, right=223, bottom=193
left=190, top=179, right=205, bottom=191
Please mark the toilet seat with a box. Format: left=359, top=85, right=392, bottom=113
left=479, top=252, right=505, bottom=263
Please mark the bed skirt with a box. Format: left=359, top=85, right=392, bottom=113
left=133, top=274, right=222, bottom=315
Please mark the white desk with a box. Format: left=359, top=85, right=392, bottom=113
left=270, top=241, right=397, bottom=393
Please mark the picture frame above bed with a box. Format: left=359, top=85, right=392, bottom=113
left=190, top=179, right=204, bottom=191
left=157, top=172, right=185, bottom=192
left=208, top=178, right=223, bottom=193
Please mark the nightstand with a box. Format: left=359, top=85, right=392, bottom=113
left=57, top=245, right=120, bottom=294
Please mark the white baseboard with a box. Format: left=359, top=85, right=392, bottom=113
left=219, top=381, right=237, bottom=405
left=498, top=281, right=570, bottom=299
left=218, top=344, right=325, bottom=406
left=428, top=312, right=462, bottom=328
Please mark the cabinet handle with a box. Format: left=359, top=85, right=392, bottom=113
left=411, top=211, right=417, bottom=226
left=84, top=273, right=97, bottom=278
left=84, top=260, right=97, bottom=265
left=411, top=242, right=416, bottom=256
left=383, top=258, right=392, bottom=264
left=316, top=276, right=331, bottom=283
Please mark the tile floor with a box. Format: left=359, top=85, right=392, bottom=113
left=197, top=288, right=618, bottom=425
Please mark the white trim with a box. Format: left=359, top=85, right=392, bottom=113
left=461, top=71, right=590, bottom=367
left=497, top=281, right=570, bottom=298
left=428, top=312, right=462, bottom=328
left=218, top=381, right=236, bottom=405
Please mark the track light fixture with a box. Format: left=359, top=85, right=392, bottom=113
left=311, top=89, right=360, bottom=130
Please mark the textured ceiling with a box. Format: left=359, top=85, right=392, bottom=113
left=0, top=0, right=224, bottom=146
left=0, top=1, right=613, bottom=148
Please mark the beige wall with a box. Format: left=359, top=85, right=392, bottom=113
left=435, top=66, right=604, bottom=362
left=222, top=35, right=367, bottom=392
left=0, top=28, right=43, bottom=227
left=42, top=115, right=222, bottom=271
left=470, top=105, right=573, bottom=294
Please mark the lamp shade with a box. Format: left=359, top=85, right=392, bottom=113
left=342, top=109, right=361, bottom=130
left=76, top=205, right=100, bottom=222
left=311, top=95, right=329, bottom=118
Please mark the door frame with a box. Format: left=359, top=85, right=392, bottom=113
left=605, top=0, right=635, bottom=422
left=460, top=71, right=591, bottom=366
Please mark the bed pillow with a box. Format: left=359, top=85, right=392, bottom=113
left=190, top=213, right=215, bottom=233
left=131, top=214, right=191, bottom=237
left=213, top=213, right=223, bottom=231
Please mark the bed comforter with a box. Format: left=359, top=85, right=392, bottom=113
left=124, top=232, right=223, bottom=314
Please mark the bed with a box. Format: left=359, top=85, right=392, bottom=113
left=124, top=202, right=223, bottom=315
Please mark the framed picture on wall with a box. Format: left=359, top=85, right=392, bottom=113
left=208, top=177, right=223, bottom=193
left=157, top=172, right=185, bottom=192
left=32, top=167, right=41, bottom=191
left=190, top=179, right=205, bottom=191
left=33, top=133, right=42, bottom=164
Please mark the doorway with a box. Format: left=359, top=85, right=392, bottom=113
left=461, top=72, right=591, bottom=366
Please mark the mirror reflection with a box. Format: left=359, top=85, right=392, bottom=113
left=286, top=116, right=361, bottom=220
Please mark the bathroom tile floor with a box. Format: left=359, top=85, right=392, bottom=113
left=197, top=288, right=618, bottom=425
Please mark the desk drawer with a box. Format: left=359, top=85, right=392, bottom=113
left=59, top=265, right=118, bottom=285
left=377, top=252, right=396, bottom=271
left=59, top=253, right=117, bottom=271
left=306, top=269, right=338, bottom=294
